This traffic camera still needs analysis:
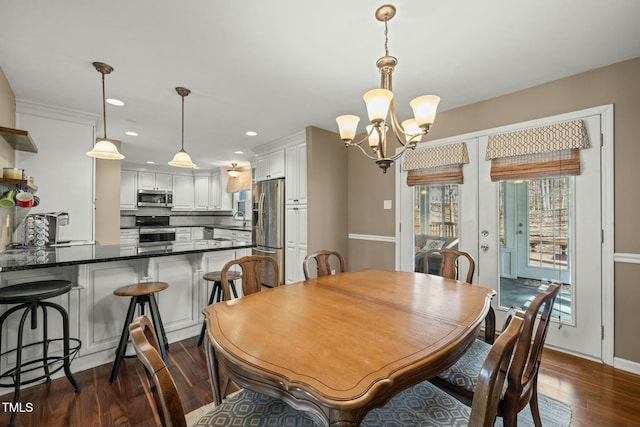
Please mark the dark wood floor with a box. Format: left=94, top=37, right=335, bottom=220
left=1, top=336, right=639, bottom=427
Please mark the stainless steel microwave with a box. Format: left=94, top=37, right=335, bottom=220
left=137, top=189, right=173, bottom=207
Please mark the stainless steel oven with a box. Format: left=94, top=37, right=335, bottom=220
left=137, top=189, right=173, bottom=207
left=136, top=215, right=175, bottom=245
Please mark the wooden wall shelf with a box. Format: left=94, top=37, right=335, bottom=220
left=0, top=177, right=38, bottom=191
left=0, top=126, right=38, bottom=153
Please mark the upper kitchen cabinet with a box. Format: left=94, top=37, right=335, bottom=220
left=210, top=170, right=232, bottom=211
left=172, top=174, right=194, bottom=210
left=120, top=169, right=137, bottom=210
left=255, top=150, right=285, bottom=181
left=285, top=142, right=307, bottom=205
left=194, top=174, right=210, bottom=210
left=138, top=171, right=172, bottom=191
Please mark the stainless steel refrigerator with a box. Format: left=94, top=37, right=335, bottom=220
left=252, top=178, right=285, bottom=286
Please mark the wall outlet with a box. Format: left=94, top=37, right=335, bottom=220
left=384, top=200, right=392, bottom=209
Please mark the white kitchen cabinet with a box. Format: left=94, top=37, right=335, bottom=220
left=138, top=172, right=172, bottom=191
left=120, top=169, right=138, bottom=210
left=194, top=175, right=210, bottom=210
left=175, top=227, right=192, bottom=242
left=209, top=171, right=232, bottom=211
left=119, top=228, right=139, bottom=245
left=285, top=143, right=307, bottom=205
left=285, top=205, right=307, bottom=283
left=255, top=150, right=285, bottom=181
left=214, top=228, right=252, bottom=242
left=191, top=227, right=204, bottom=240
left=172, top=174, right=195, bottom=210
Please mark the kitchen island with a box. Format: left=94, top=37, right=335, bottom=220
left=0, top=240, right=254, bottom=375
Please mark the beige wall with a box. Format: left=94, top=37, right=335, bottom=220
left=95, top=140, right=122, bottom=245
left=306, top=126, right=349, bottom=268
left=0, top=66, right=16, bottom=250
left=347, top=57, right=640, bottom=363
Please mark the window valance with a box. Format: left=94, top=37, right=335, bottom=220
left=404, top=142, right=469, bottom=186
left=226, top=170, right=251, bottom=193
left=486, top=120, right=589, bottom=182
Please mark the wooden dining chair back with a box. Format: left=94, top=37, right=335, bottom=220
left=423, top=248, right=476, bottom=284
left=131, top=316, right=322, bottom=427
left=423, top=248, right=496, bottom=342
left=362, top=314, right=524, bottom=427
left=302, top=250, right=345, bottom=279
left=431, top=282, right=561, bottom=427
left=129, top=315, right=187, bottom=427
left=220, top=255, right=279, bottom=300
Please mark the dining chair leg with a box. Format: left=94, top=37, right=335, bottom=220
left=530, top=377, right=543, bottom=427
left=204, top=333, right=222, bottom=405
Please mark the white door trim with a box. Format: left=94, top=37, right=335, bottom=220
left=396, top=104, right=614, bottom=365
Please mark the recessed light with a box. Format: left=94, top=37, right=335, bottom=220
left=125, top=131, right=138, bottom=136
left=106, top=98, right=125, bottom=106
left=146, top=161, right=155, bottom=164
left=245, top=131, right=257, bottom=136
left=234, top=151, right=244, bottom=154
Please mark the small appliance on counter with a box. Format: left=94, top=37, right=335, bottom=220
left=21, top=210, right=70, bottom=247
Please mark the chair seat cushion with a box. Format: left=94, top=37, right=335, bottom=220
left=191, top=389, right=321, bottom=426
left=436, top=338, right=492, bottom=392
left=361, top=380, right=471, bottom=426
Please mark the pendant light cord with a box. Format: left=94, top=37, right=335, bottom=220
left=181, top=93, right=185, bottom=150
left=101, top=72, right=108, bottom=139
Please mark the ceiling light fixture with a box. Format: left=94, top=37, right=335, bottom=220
left=125, top=131, right=138, bottom=136
left=335, top=4, right=440, bottom=173
left=168, top=87, right=196, bottom=168
left=106, top=98, right=125, bottom=106
left=86, top=62, right=125, bottom=160
left=245, top=131, right=257, bottom=136
left=227, top=162, right=241, bottom=178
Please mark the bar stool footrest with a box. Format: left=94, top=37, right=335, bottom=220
left=0, top=338, right=81, bottom=388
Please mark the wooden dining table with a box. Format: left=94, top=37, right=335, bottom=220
left=203, top=269, right=495, bottom=426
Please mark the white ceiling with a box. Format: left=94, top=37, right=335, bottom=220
left=1, top=0, right=639, bottom=172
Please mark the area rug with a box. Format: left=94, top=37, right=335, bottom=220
left=495, top=393, right=572, bottom=427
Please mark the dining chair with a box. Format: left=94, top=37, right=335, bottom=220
left=361, top=313, right=525, bottom=427
left=423, top=248, right=496, bottom=344
left=302, top=249, right=345, bottom=279
left=220, top=255, right=279, bottom=300
left=129, top=315, right=320, bottom=427
left=430, top=282, right=561, bottom=427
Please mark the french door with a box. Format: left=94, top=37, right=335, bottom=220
left=397, top=109, right=610, bottom=360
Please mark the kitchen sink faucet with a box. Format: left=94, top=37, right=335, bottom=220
left=233, top=211, right=247, bottom=227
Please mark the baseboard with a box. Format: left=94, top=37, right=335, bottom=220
left=614, top=357, right=640, bottom=375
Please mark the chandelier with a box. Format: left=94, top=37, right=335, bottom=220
left=336, top=4, right=440, bottom=173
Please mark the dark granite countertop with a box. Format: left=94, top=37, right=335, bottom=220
left=203, top=225, right=253, bottom=232
left=0, top=240, right=254, bottom=272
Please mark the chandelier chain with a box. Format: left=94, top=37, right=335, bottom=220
left=383, top=18, right=389, bottom=57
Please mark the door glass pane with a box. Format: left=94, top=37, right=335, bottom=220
left=414, top=184, right=459, bottom=273
left=498, top=178, right=572, bottom=323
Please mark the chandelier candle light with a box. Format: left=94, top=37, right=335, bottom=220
left=169, top=87, right=196, bottom=168
left=336, top=4, right=440, bottom=173
left=86, top=62, right=125, bottom=160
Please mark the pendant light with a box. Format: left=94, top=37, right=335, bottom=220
left=169, top=87, right=196, bottom=168
left=86, top=62, right=125, bottom=160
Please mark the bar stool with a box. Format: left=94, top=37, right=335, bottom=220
left=110, top=281, right=169, bottom=383
left=0, top=280, right=81, bottom=427
left=197, top=271, right=240, bottom=346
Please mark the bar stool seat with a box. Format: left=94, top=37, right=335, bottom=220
left=110, top=281, right=169, bottom=383
left=0, top=279, right=81, bottom=427
left=197, top=271, right=241, bottom=346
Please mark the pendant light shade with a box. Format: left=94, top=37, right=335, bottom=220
left=227, top=162, right=241, bottom=177
left=169, top=87, right=196, bottom=168
left=86, top=61, right=124, bottom=160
